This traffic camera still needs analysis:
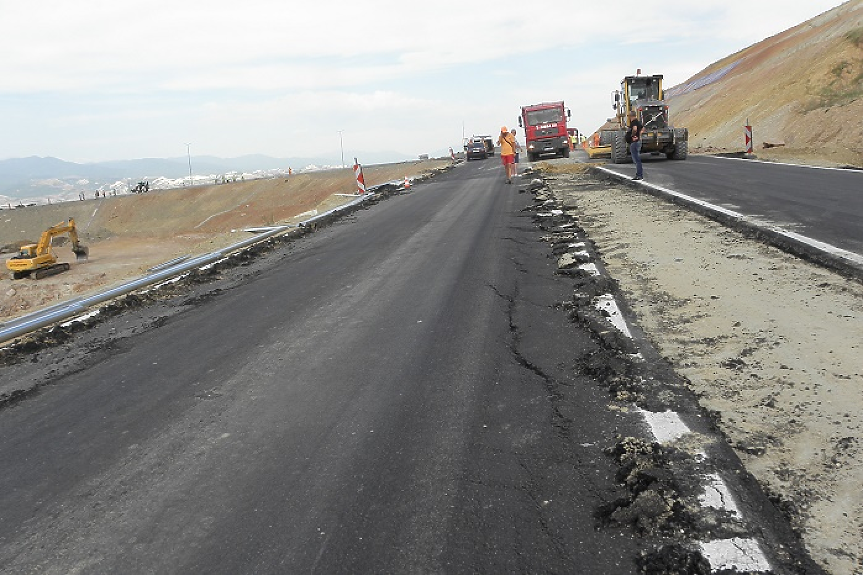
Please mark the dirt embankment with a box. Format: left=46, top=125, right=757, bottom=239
left=542, top=164, right=863, bottom=575
left=669, top=0, right=863, bottom=168
left=1, top=160, right=450, bottom=321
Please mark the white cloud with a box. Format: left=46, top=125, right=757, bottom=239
left=0, top=0, right=847, bottom=160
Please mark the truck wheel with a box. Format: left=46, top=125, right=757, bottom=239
left=671, top=140, right=688, bottom=160
left=562, top=147, right=570, bottom=158
left=528, top=152, right=539, bottom=162
left=610, top=131, right=628, bottom=164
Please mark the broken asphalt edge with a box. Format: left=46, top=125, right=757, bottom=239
left=0, top=164, right=457, bottom=348
left=530, top=168, right=828, bottom=575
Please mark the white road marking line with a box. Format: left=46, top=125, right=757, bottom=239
left=713, top=155, right=863, bottom=173
left=699, top=473, right=740, bottom=516
left=59, top=309, right=100, bottom=327
left=594, top=294, right=633, bottom=339
left=596, top=166, right=863, bottom=266
left=636, top=408, right=691, bottom=443
left=700, top=538, right=771, bottom=572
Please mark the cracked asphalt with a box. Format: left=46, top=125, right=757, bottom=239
left=0, top=159, right=828, bottom=573
left=0, top=160, right=656, bottom=573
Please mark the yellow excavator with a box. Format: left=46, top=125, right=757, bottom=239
left=6, top=218, right=89, bottom=279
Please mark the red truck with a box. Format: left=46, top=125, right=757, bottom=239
left=518, top=101, right=572, bottom=162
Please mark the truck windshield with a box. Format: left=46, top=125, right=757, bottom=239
left=525, top=107, right=563, bottom=126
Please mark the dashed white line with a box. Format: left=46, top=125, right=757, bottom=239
left=699, top=473, right=740, bottom=516
left=637, top=408, right=691, bottom=443
left=594, top=294, right=633, bottom=339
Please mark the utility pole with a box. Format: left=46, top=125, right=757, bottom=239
left=186, top=143, right=192, bottom=186
left=338, top=130, right=345, bottom=168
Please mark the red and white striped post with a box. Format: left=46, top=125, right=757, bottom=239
left=354, top=157, right=366, bottom=195
left=449, top=147, right=456, bottom=162
left=744, top=120, right=753, bottom=154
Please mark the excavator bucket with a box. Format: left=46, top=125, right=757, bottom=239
left=73, top=245, right=89, bottom=261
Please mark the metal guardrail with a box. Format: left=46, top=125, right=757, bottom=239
left=0, top=192, right=375, bottom=345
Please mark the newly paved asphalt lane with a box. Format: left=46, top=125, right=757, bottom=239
left=0, top=160, right=648, bottom=573
left=600, top=154, right=863, bottom=255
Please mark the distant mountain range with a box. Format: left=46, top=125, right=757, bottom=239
left=0, top=152, right=417, bottom=202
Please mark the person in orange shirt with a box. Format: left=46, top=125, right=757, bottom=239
left=497, top=126, right=516, bottom=184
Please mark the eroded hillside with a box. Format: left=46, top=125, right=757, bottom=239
left=668, top=0, right=863, bottom=167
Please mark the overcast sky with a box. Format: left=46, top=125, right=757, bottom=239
left=0, top=0, right=848, bottom=164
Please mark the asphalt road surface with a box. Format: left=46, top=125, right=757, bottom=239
left=598, top=154, right=863, bottom=255
left=1, top=160, right=654, bottom=573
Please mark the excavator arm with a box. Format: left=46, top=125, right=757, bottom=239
left=32, top=219, right=88, bottom=259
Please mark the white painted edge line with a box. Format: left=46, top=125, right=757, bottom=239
left=241, top=226, right=292, bottom=233
left=712, top=154, right=863, bottom=174
left=699, top=473, right=741, bottom=516
left=700, top=538, right=771, bottom=572
left=568, top=242, right=587, bottom=249
left=59, top=309, right=101, bottom=328
left=594, top=294, right=633, bottom=339
left=142, top=273, right=189, bottom=293
left=636, top=408, right=691, bottom=444
left=198, top=257, right=229, bottom=271
left=578, top=263, right=600, bottom=276
left=596, top=166, right=863, bottom=266
left=636, top=410, right=774, bottom=573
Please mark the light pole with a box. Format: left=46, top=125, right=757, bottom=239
left=337, top=130, right=345, bottom=168
left=186, top=143, right=192, bottom=186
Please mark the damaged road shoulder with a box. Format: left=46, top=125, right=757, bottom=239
left=525, top=167, right=826, bottom=575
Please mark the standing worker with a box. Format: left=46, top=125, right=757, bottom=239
left=498, top=126, right=516, bottom=184
left=626, top=117, right=644, bottom=180
left=510, top=128, right=521, bottom=178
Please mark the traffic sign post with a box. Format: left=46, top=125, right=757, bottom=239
left=745, top=120, right=753, bottom=154
left=354, top=158, right=366, bottom=195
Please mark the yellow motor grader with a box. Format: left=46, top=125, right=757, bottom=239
left=6, top=218, right=89, bottom=279
left=608, top=71, right=688, bottom=163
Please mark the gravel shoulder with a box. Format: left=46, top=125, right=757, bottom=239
left=543, top=165, right=863, bottom=575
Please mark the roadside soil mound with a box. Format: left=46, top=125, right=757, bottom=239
left=1, top=160, right=450, bottom=321
left=669, top=0, right=863, bottom=168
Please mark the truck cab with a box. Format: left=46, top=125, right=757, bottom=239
left=518, top=102, right=572, bottom=162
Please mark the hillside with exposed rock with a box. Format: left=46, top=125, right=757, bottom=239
left=668, top=0, right=863, bottom=167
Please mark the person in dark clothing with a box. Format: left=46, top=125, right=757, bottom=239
left=626, top=118, right=644, bottom=180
